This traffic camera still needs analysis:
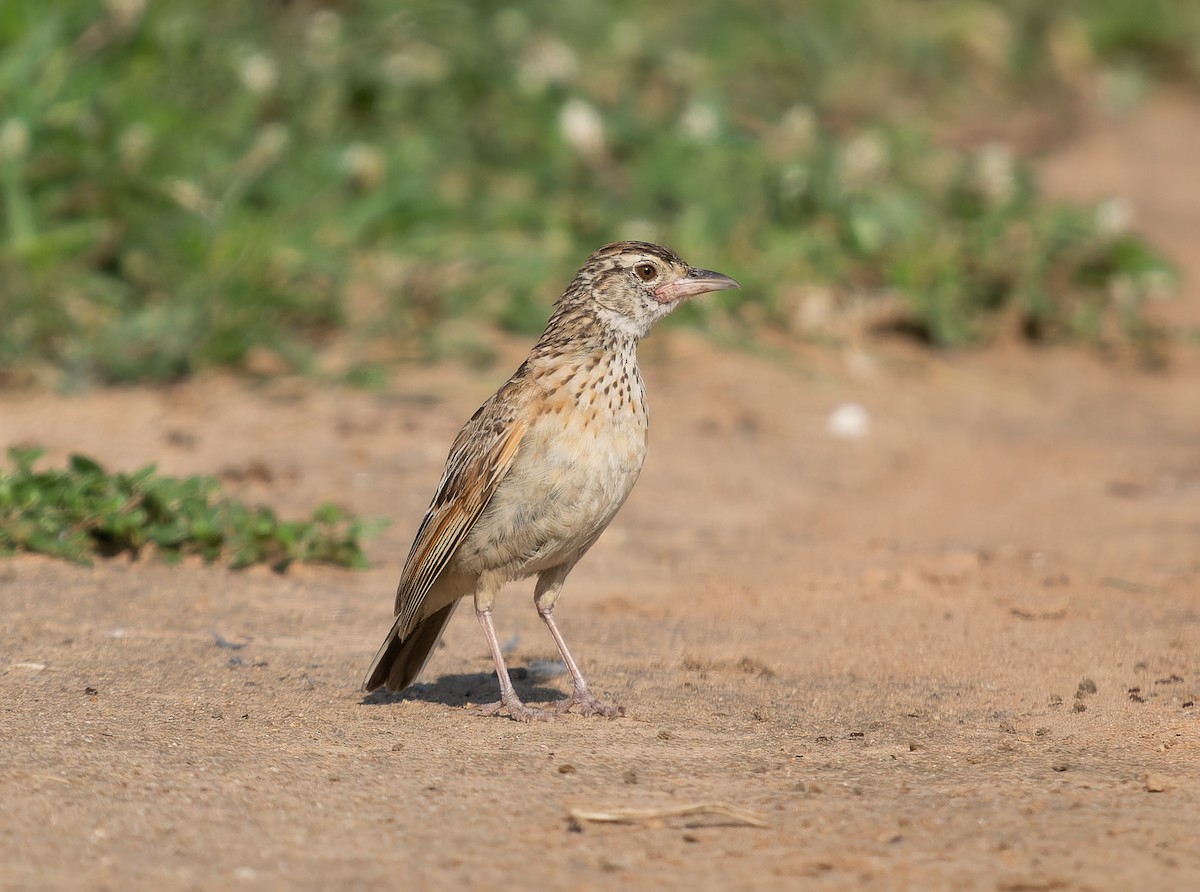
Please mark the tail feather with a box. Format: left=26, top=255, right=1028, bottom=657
left=362, top=602, right=459, bottom=692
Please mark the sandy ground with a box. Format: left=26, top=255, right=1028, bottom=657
left=3, top=97, right=1199, bottom=891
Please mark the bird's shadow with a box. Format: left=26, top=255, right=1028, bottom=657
left=360, top=668, right=564, bottom=708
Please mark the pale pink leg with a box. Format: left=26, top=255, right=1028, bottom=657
left=473, top=607, right=556, bottom=722
left=537, top=604, right=624, bottom=718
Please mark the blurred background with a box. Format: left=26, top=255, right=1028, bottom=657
left=1, top=0, right=1197, bottom=389
left=6, top=7, right=1200, bottom=885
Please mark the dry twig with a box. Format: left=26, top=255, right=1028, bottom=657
left=567, top=802, right=767, bottom=829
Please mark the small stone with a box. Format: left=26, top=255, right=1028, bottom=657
left=827, top=402, right=870, bottom=440
left=1143, top=773, right=1170, bottom=793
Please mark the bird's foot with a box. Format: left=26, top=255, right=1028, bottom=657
left=474, top=694, right=558, bottom=723
left=545, top=686, right=625, bottom=718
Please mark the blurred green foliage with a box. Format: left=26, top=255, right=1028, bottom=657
left=0, top=0, right=1191, bottom=385
left=0, top=446, right=387, bottom=570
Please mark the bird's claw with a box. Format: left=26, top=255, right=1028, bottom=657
left=474, top=687, right=623, bottom=721
left=544, top=687, right=624, bottom=718
left=474, top=697, right=558, bottom=723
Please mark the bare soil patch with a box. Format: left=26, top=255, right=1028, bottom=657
left=3, top=93, right=1199, bottom=891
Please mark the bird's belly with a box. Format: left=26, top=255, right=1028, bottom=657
left=455, top=405, right=647, bottom=577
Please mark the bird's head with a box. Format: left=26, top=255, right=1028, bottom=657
left=558, top=241, right=740, bottom=340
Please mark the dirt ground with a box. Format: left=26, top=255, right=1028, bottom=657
left=3, top=96, right=1199, bottom=891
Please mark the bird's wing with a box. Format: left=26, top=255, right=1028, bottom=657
left=393, top=398, right=528, bottom=632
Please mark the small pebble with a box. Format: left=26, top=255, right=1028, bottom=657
left=827, top=402, right=870, bottom=440
left=1143, top=773, right=1170, bottom=793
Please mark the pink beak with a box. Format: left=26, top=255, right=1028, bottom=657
left=654, top=267, right=741, bottom=303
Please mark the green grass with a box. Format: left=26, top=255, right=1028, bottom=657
left=0, top=0, right=1192, bottom=386
left=0, top=446, right=387, bottom=571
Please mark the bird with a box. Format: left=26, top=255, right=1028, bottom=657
left=362, top=241, right=740, bottom=721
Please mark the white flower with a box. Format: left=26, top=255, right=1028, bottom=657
left=341, top=143, right=387, bottom=190
left=0, top=118, right=30, bottom=162
left=1094, top=197, right=1132, bottom=237
left=976, top=142, right=1015, bottom=204
left=779, top=164, right=809, bottom=201
left=239, top=52, right=278, bottom=97
left=778, top=105, right=817, bottom=154
left=382, top=45, right=448, bottom=86
left=517, top=39, right=578, bottom=95
left=307, top=9, right=342, bottom=48
left=838, top=132, right=888, bottom=191
left=559, top=99, right=605, bottom=160
left=105, top=0, right=146, bottom=30
left=680, top=103, right=718, bottom=143
left=305, top=9, right=342, bottom=69
left=167, top=179, right=218, bottom=220
left=238, top=123, right=290, bottom=175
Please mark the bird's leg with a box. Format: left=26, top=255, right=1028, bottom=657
left=472, top=586, right=555, bottom=722
left=534, top=573, right=624, bottom=718
left=537, top=606, right=623, bottom=717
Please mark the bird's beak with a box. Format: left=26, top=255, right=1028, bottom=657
left=654, top=267, right=741, bottom=304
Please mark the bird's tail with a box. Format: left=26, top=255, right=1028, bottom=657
left=362, top=602, right=459, bottom=692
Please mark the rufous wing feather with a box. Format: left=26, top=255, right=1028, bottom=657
left=391, top=410, right=528, bottom=634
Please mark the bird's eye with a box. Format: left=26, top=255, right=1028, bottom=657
left=634, top=262, right=657, bottom=282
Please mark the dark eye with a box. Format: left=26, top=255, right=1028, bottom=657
left=634, top=262, right=657, bottom=282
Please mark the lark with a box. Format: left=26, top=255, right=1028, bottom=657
left=363, top=242, right=740, bottom=721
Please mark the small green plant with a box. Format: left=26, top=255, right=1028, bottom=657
left=0, top=446, right=387, bottom=571
left=0, top=1, right=1193, bottom=385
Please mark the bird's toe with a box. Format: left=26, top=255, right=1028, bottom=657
left=474, top=697, right=560, bottom=723
left=545, top=689, right=624, bottom=718
left=576, top=697, right=624, bottom=718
